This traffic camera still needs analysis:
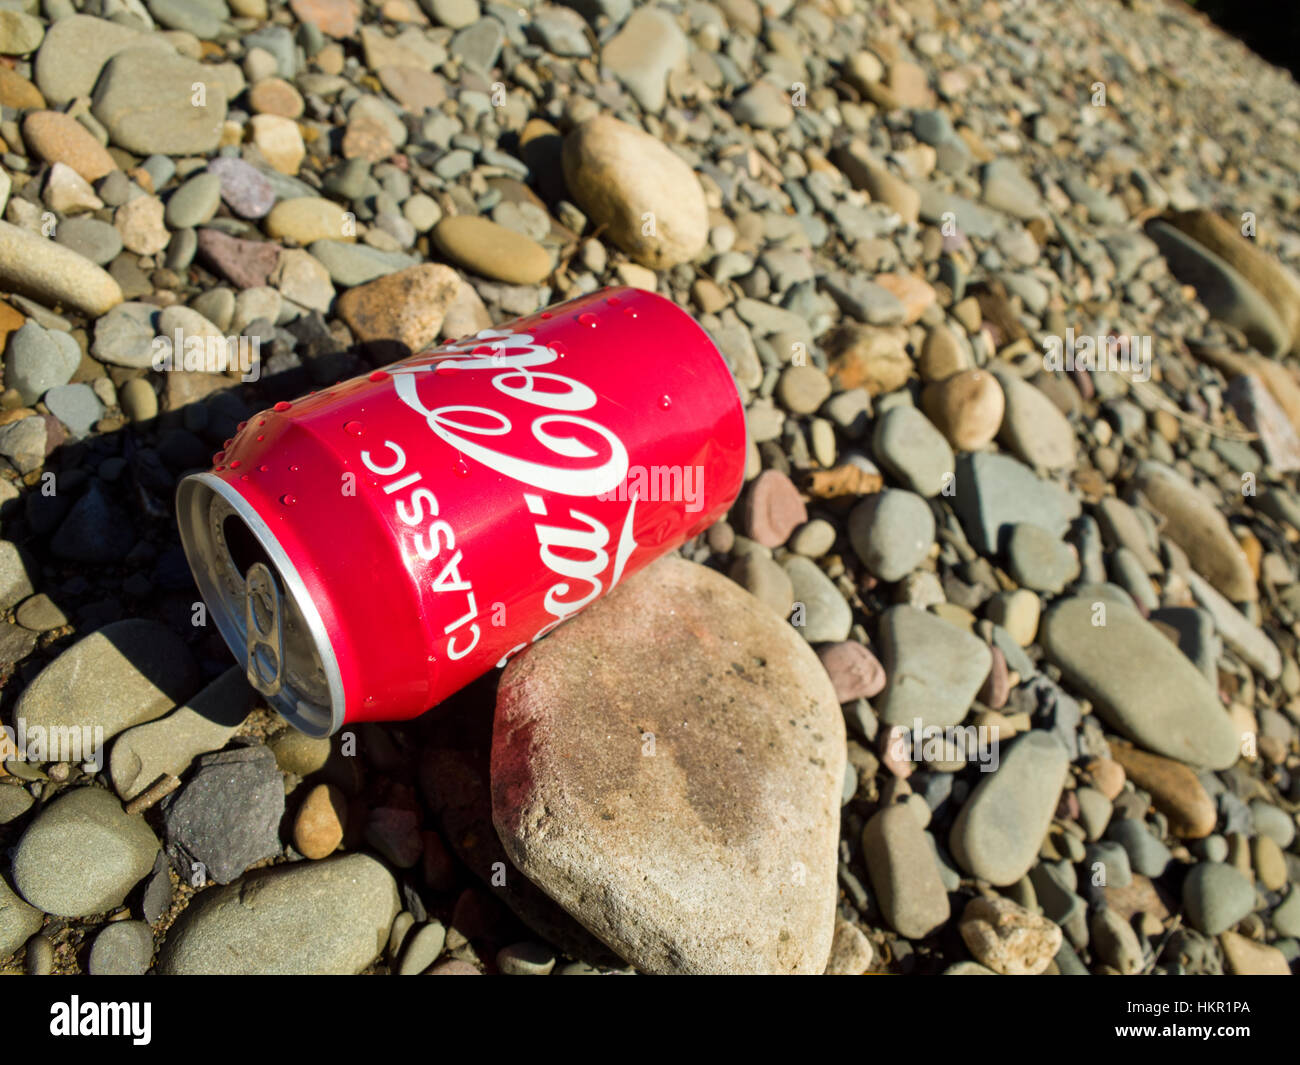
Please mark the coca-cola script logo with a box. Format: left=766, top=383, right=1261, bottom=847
left=389, top=328, right=642, bottom=665
left=391, top=329, right=630, bottom=497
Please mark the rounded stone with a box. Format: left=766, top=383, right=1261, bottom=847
left=431, top=215, right=551, bottom=285
left=949, top=731, right=1069, bottom=886
left=871, top=405, right=955, bottom=498
left=265, top=197, right=357, bottom=246
left=848, top=489, right=935, bottom=581
left=1182, top=862, right=1256, bottom=935
left=776, top=365, right=832, bottom=414
left=13, top=787, right=160, bottom=917
left=561, top=115, right=709, bottom=270
left=491, top=555, right=845, bottom=974
left=158, top=854, right=400, bottom=974
left=292, top=783, right=346, bottom=860
left=861, top=803, right=950, bottom=938
left=88, top=920, right=154, bottom=975
left=1005, top=522, right=1079, bottom=593
left=921, top=369, right=1005, bottom=452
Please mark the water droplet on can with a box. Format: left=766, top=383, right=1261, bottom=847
left=578, top=312, right=597, bottom=327
left=237, top=421, right=248, bottom=431
left=273, top=401, right=292, bottom=412
left=623, top=308, right=637, bottom=319
left=605, top=295, right=621, bottom=305
left=212, top=451, right=226, bottom=465
left=289, top=464, right=300, bottom=473
left=454, top=458, right=470, bottom=477
left=214, top=465, right=226, bottom=472
left=256, top=434, right=264, bottom=442
left=540, top=311, right=553, bottom=319
left=368, top=370, right=388, bottom=382
left=259, top=465, right=270, bottom=473
left=436, top=363, right=459, bottom=376
left=343, top=420, right=363, bottom=436
left=229, top=459, right=242, bottom=469
left=280, top=494, right=297, bottom=506
left=659, top=395, right=672, bottom=410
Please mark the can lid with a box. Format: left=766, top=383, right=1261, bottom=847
left=176, top=472, right=345, bottom=737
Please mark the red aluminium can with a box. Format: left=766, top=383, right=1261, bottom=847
left=176, top=287, right=747, bottom=736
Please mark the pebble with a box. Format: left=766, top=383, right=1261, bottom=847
left=0, top=875, right=42, bottom=960
left=953, top=452, right=1082, bottom=556
left=562, top=115, right=708, bottom=269
left=207, top=157, right=276, bottom=219
left=496, top=940, right=556, bottom=976
left=266, top=197, right=356, bottom=246
left=3, top=321, right=80, bottom=406
left=44, top=384, right=103, bottom=439
left=959, top=895, right=1061, bottom=975
left=110, top=667, right=255, bottom=801
left=1090, top=909, right=1143, bottom=974
left=1107, top=818, right=1172, bottom=877
left=921, top=369, right=1005, bottom=452
left=293, top=784, right=347, bottom=860
left=776, top=365, right=831, bottom=414
left=847, top=489, right=935, bottom=582
left=993, top=370, right=1077, bottom=471
left=158, top=854, right=399, bottom=974
left=1132, top=460, right=1257, bottom=603
left=728, top=554, right=793, bottom=618
left=861, top=803, right=950, bottom=938
left=872, top=405, right=955, bottom=497
left=163, top=745, right=285, bottom=885
left=1182, top=862, right=1256, bottom=935
left=950, top=731, right=1069, bottom=885
left=600, top=6, right=687, bottom=112
left=431, top=216, right=551, bottom=285
left=1219, top=930, right=1290, bottom=975
left=1005, top=522, right=1079, bottom=594
left=783, top=556, right=852, bottom=643
left=165, top=172, right=223, bottom=229
left=336, top=263, right=460, bottom=353
left=16, top=619, right=199, bottom=745
left=874, top=605, right=992, bottom=729
left=816, top=641, right=885, bottom=702
left=54, top=216, right=123, bottom=266
left=13, top=787, right=159, bottom=917
left=739, top=469, right=806, bottom=548
left=398, top=921, right=448, bottom=975
left=1041, top=598, right=1241, bottom=770
left=88, top=921, right=154, bottom=975
left=91, top=49, right=228, bottom=156
left=0, top=221, right=123, bottom=317
left=491, top=556, right=843, bottom=974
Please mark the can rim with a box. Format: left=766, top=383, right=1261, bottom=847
left=176, top=471, right=346, bottom=737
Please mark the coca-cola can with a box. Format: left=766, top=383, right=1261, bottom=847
left=176, top=286, right=747, bottom=736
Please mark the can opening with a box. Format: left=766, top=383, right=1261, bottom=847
left=223, top=515, right=272, bottom=577
left=176, top=473, right=345, bottom=737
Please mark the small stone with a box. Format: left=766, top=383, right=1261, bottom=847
left=1090, top=909, right=1143, bottom=974
left=91, top=49, right=228, bottom=156
left=861, top=803, right=950, bottom=938
left=816, top=641, right=885, bottom=702
left=783, top=556, right=852, bottom=643
left=336, top=263, right=460, bottom=354
left=728, top=554, right=794, bottom=618
left=562, top=115, right=708, bottom=269
left=0, top=875, right=43, bottom=960
left=163, top=745, right=285, bottom=884
left=959, top=894, right=1062, bottom=975
left=1219, top=930, right=1290, bottom=975
left=1005, top=522, right=1079, bottom=594
left=109, top=667, right=255, bottom=801
left=874, top=605, right=992, bottom=729
left=848, top=489, right=934, bottom=582
left=207, top=158, right=276, bottom=220
left=399, top=921, right=448, bottom=974
left=600, top=6, right=687, bottom=112
left=293, top=783, right=347, bottom=860
left=731, top=80, right=794, bottom=129
left=165, top=172, right=222, bottom=229
left=1182, top=862, right=1255, bottom=935
left=950, top=731, right=1069, bottom=885
left=994, top=370, right=1077, bottom=471
left=249, top=114, right=305, bottom=175
left=12, top=787, right=160, bottom=917
left=16, top=619, right=199, bottom=745
left=739, top=469, right=807, bottom=548
left=88, top=920, right=153, bottom=975
left=266, top=197, right=356, bottom=246
left=825, top=324, right=911, bottom=395
left=496, top=940, right=556, bottom=975
left=0, top=221, right=123, bottom=317
left=871, top=405, right=954, bottom=497
left=776, top=365, right=831, bottom=414
left=1041, top=599, right=1240, bottom=771
left=22, top=111, right=116, bottom=182
left=431, top=216, right=551, bottom=285
left=922, top=369, right=1005, bottom=451
left=115, top=196, right=170, bottom=257
left=158, top=854, right=399, bottom=974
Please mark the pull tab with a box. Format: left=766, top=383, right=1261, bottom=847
left=244, top=561, right=285, bottom=697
